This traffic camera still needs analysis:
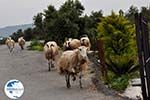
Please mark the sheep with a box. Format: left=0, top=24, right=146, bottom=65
left=63, top=38, right=81, bottom=50
left=44, top=41, right=59, bottom=71
left=5, top=37, right=15, bottom=53
left=18, top=37, right=25, bottom=50
left=80, top=36, right=91, bottom=51
left=58, top=46, right=89, bottom=88
left=63, top=38, right=72, bottom=50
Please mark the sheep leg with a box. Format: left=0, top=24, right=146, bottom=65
left=67, top=74, right=71, bottom=88
left=10, top=48, right=13, bottom=53
left=51, top=59, right=55, bottom=68
left=48, top=62, right=51, bottom=71
left=48, top=60, right=52, bottom=71
left=65, top=73, right=71, bottom=88
left=9, top=48, right=11, bottom=53
left=21, top=45, right=24, bottom=50
left=72, top=75, right=76, bottom=81
left=8, top=46, right=10, bottom=51
left=79, top=72, right=83, bottom=89
left=71, top=73, right=76, bottom=81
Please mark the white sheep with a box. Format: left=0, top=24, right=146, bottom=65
left=58, top=46, right=89, bottom=88
left=18, top=37, right=25, bottom=50
left=80, top=36, right=91, bottom=51
left=44, top=41, right=59, bottom=71
left=63, top=38, right=81, bottom=50
left=5, top=37, right=15, bottom=53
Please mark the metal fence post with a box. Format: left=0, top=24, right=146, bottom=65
left=135, top=13, right=147, bottom=100
left=140, top=13, right=150, bottom=99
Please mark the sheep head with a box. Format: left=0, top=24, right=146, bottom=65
left=76, top=46, right=88, bottom=61
left=63, top=38, right=72, bottom=50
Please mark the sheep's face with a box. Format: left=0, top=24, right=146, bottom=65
left=80, top=37, right=89, bottom=45
left=78, top=46, right=88, bottom=60
left=66, top=41, right=70, bottom=47
left=80, top=38, right=84, bottom=44
left=64, top=38, right=72, bottom=48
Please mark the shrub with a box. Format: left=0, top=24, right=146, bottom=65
left=110, top=74, right=129, bottom=91
left=28, top=40, right=43, bottom=51
left=97, top=12, right=139, bottom=91
left=0, top=38, right=7, bottom=44
left=106, top=71, right=130, bottom=91
left=106, top=54, right=139, bottom=76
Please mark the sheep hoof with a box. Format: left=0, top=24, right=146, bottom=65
left=80, top=86, right=83, bottom=89
left=67, top=84, right=71, bottom=88
left=51, top=64, right=54, bottom=68
left=48, top=67, right=51, bottom=71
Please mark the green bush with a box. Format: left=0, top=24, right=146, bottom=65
left=106, top=71, right=130, bottom=91
left=28, top=40, right=43, bottom=51
left=106, top=54, right=139, bottom=76
left=0, top=38, right=7, bottom=44
left=110, top=74, right=129, bottom=91
left=96, top=12, right=139, bottom=91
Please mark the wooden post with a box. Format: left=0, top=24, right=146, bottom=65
left=97, top=39, right=107, bottom=80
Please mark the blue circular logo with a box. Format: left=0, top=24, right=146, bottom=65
left=4, top=79, right=24, bottom=99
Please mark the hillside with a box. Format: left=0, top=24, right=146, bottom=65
left=0, top=24, right=33, bottom=37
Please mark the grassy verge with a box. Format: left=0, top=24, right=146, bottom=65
left=28, top=40, right=44, bottom=51
left=105, top=70, right=140, bottom=92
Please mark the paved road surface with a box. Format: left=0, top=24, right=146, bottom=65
left=0, top=43, right=124, bottom=100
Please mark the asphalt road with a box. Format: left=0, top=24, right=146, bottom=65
left=0, top=43, right=124, bottom=100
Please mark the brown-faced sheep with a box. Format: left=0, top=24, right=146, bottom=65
left=63, top=38, right=81, bottom=50
left=5, top=37, right=15, bottom=53
left=58, top=46, right=89, bottom=88
left=44, top=41, right=59, bottom=71
left=80, top=36, right=91, bottom=51
left=18, top=37, right=25, bottom=50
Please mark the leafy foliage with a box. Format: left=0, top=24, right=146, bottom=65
left=33, top=13, right=45, bottom=39
left=125, top=5, right=139, bottom=23
left=106, top=55, right=139, bottom=76
left=9, top=0, right=103, bottom=48
left=10, top=29, right=24, bottom=42
left=0, top=37, right=7, bottom=44
left=97, top=11, right=138, bottom=76
left=28, top=40, right=44, bottom=51
left=24, top=28, right=34, bottom=41
left=109, top=74, right=130, bottom=91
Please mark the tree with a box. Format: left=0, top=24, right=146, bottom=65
left=125, top=5, right=139, bottom=23
left=33, top=13, right=45, bottom=39
left=141, top=6, right=150, bottom=21
left=42, top=0, right=85, bottom=45
left=11, top=29, right=24, bottom=42
left=119, top=9, right=124, bottom=16
left=97, top=11, right=137, bottom=76
left=58, top=0, right=84, bottom=38
left=33, top=13, right=43, bottom=31
left=24, top=28, right=34, bottom=41
left=43, top=5, right=58, bottom=43
left=32, top=0, right=102, bottom=47
left=90, top=10, right=103, bottom=28
left=43, top=5, right=58, bottom=33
